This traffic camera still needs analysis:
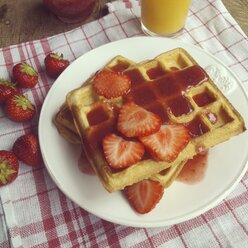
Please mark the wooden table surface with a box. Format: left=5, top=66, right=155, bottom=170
left=0, top=0, right=247, bottom=48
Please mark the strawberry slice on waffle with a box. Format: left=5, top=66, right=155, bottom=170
left=93, top=70, right=131, bottom=99
left=102, top=133, right=145, bottom=169
left=118, top=102, right=162, bottom=137
left=140, top=124, right=190, bottom=162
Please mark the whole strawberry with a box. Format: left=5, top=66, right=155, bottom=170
left=13, top=62, right=38, bottom=88
left=44, top=53, right=69, bottom=79
left=0, top=150, right=19, bottom=187
left=4, top=94, right=36, bottom=122
left=0, top=79, right=19, bottom=103
left=13, top=133, right=42, bottom=167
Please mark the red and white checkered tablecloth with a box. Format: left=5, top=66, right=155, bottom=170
left=0, top=0, right=248, bottom=247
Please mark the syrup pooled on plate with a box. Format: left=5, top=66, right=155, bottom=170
left=177, top=151, right=209, bottom=184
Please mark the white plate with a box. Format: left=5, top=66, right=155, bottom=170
left=39, top=37, right=248, bottom=228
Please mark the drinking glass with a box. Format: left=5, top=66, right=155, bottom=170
left=141, top=0, right=191, bottom=37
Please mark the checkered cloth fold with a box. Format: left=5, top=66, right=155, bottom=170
left=0, top=0, right=248, bottom=247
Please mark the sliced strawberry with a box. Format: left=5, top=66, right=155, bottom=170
left=124, top=179, right=164, bottom=214
left=93, top=70, right=131, bottom=99
left=140, top=124, right=190, bottom=162
left=118, top=102, right=161, bottom=137
left=102, top=133, right=144, bottom=169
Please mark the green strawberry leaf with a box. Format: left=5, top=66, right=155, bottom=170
left=20, top=63, right=37, bottom=76
left=0, top=79, right=16, bottom=88
left=14, top=95, right=34, bottom=110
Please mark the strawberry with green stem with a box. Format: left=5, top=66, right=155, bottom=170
left=44, top=53, right=70, bottom=79
left=0, top=151, right=19, bottom=187
left=4, top=94, right=36, bottom=122
left=13, top=62, right=38, bottom=88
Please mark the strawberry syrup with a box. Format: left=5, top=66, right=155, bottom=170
left=176, top=151, right=208, bottom=184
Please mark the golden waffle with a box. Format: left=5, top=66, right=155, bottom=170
left=53, top=105, right=187, bottom=188
left=151, top=161, right=187, bottom=188
left=61, top=48, right=245, bottom=192
left=53, top=104, right=81, bottom=144
left=54, top=55, right=137, bottom=144
left=54, top=102, right=189, bottom=188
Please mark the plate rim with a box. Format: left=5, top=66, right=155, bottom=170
left=38, top=36, right=248, bottom=228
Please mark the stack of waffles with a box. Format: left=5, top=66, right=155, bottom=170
left=54, top=48, right=245, bottom=212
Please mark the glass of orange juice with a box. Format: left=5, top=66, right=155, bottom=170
left=141, top=0, right=191, bottom=37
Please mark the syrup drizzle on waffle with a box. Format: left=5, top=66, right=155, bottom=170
left=59, top=49, right=245, bottom=192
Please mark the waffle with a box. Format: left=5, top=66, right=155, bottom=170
left=53, top=106, right=186, bottom=189
left=54, top=104, right=81, bottom=144
left=151, top=161, right=187, bottom=188
left=54, top=100, right=188, bottom=188
left=53, top=55, right=136, bottom=144
left=57, top=48, right=245, bottom=192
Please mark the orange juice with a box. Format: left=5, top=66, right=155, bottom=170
left=141, top=0, right=191, bottom=36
